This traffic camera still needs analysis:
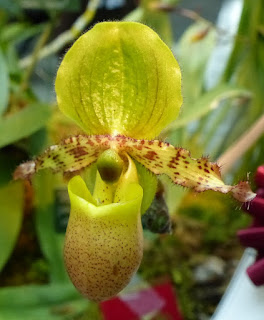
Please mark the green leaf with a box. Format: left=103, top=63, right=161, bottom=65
left=178, top=21, right=215, bottom=74
left=0, top=48, right=9, bottom=116
left=165, top=85, right=252, bottom=130
left=55, top=21, right=182, bottom=139
left=0, top=0, right=22, bottom=15
left=0, top=104, right=52, bottom=148
left=14, top=0, right=81, bottom=12
left=0, top=181, right=24, bottom=271
left=0, top=283, right=79, bottom=308
left=5, top=43, right=20, bottom=75
left=0, top=23, right=43, bottom=45
left=178, top=21, right=216, bottom=104
left=0, top=23, right=26, bottom=43
left=0, top=301, right=87, bottom=320
left=123, top=7, right=144, bottom=22
left=33, top=171, right=69, bottom=283
left=0, top=283, right=88, bottom=320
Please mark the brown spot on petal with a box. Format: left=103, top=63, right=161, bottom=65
left=144, top=151, right=157, bottom=161
left=68, top=146, right=88, bottom=158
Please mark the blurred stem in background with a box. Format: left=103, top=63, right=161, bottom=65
left=218, top=114, right=264, bottom=175
left=19, top=0, right=101, bottom=68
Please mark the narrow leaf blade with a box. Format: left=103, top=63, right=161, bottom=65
left=0, top=104, right=52, bottom=148
left=33, top=171, right=69, bottom=283
left=0, top=181, right=24, bottom=271
left=0, top=49, right=9, bottom=116
left=0, top=283, right=88, bottom=320
left=166, top=85, right=251, bottom=130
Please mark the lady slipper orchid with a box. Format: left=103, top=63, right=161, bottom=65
left=14, top=22, right=256, bottom=301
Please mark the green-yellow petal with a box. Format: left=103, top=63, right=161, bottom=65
left=55, top=21, right=182, bottom=139
left=64, top=175, right=143, bottom=302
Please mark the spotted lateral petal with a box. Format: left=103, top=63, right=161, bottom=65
left=13, top=135, right=111, bottom=180
left=14, top=134, right=256, bottom=203
left=115, top=136, right=255, bottom=203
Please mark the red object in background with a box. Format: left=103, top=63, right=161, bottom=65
left=238, top=165, right=264, bottom=286
left=100, top=281, right=183, bottom=320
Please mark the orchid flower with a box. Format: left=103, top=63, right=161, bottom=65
left=14, top=22, right=256, bottom=301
